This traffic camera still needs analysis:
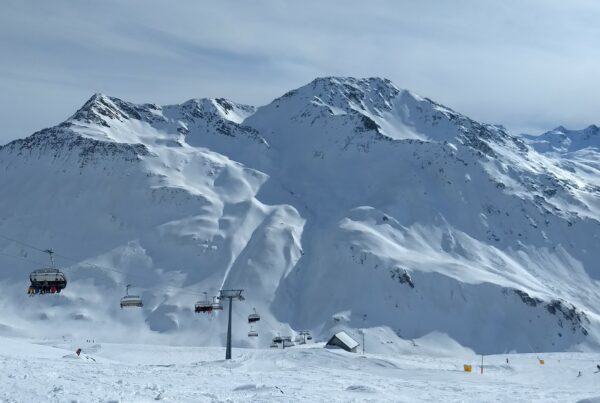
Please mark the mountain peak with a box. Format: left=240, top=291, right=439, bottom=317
left=274, top=76, right=403, bottom=107
left=309, top=76, right=398, bottom=89
left=248, top=76, right=519, bottom=156
left=550, top=124, right=598, bottom=135
left=68, top=93, right=149, bottom=128
left=177, top=97, right=255, bottom=124
left=302, top=76, right=402, bottom=105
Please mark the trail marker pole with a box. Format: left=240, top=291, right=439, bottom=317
left=481, top=354, right=484, bottom=374
left=219, top=289, right=244, bottom=360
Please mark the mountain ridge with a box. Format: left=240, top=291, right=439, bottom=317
left=1, top=76, right=599, bottom=354
left=522, top=125, right=600, bottom=153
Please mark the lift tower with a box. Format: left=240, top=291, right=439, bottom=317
left=219, top=289, right=244, bottom=360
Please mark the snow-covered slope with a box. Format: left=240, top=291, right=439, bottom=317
left=1, top=77, right=599, bottom=355
left=2, top=336, right=599, bottom=402
left=0, top=94, right=302, bottom=346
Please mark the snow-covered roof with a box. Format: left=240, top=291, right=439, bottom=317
left=331, top=331, right=359, bottom=349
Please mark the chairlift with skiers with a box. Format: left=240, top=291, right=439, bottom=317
left=195, top=292, right=214, bottom=313
left=27, top=249, right=67, bottom=295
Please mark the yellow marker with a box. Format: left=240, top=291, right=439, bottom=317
left=463, top=364, right=472, bottom=372
left=538, top=359, right=545, bottom=365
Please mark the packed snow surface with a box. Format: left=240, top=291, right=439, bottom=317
left=1, top=336, right=599, bottom=402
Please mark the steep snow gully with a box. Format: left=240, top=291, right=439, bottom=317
left=1, top=77, right=599, bottom=355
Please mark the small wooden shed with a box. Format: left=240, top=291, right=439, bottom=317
left=325, top=331, right=359, bottom=353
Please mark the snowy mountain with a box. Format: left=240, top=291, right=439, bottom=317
left=523, top=125, right=600, bottom=154
left=1, top=77, right=599, bottom=355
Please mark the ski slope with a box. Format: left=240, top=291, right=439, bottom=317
left=1, top=336, right=599, bottom=402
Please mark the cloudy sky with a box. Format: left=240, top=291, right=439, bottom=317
left=1, top=0, right=599, bottom=143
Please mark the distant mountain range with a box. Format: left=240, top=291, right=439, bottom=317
left=523, top=125, right=600, bottom=153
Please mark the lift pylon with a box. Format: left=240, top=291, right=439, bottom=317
left=219, top=289, right=244, bottom=360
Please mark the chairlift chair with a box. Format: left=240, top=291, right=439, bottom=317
left=282, top=336, right=294, bottom=348
left=270, top=342, right=279, bottom=348
left=248, top=326, right=258, bottom=338
left=299, top=330, right=312, bottom=343
left=195, top=292, right=213, bottom=313
left=248, top=308, right=260, bottom=324
left=273, top=336, right=283, bottom=344
left=120, top=284, right=143, bottom=309
left=28, top=249, right=67, bottom=295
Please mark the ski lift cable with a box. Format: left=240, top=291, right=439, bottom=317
left=30, top=246, right=212, bottom=297
left=0, top=251, right=48, bottom=267
left=0, top=234, right=48, bottom=253
left=0, top=246, right=195, bottom=296
left=0, top=232, right=202, bottom=297
left=0, top=232, right=224, bottom=299
left=0, top=232, right=141, bottom=276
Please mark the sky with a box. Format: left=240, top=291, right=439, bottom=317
left=1, top=0, right=600, bottom=144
